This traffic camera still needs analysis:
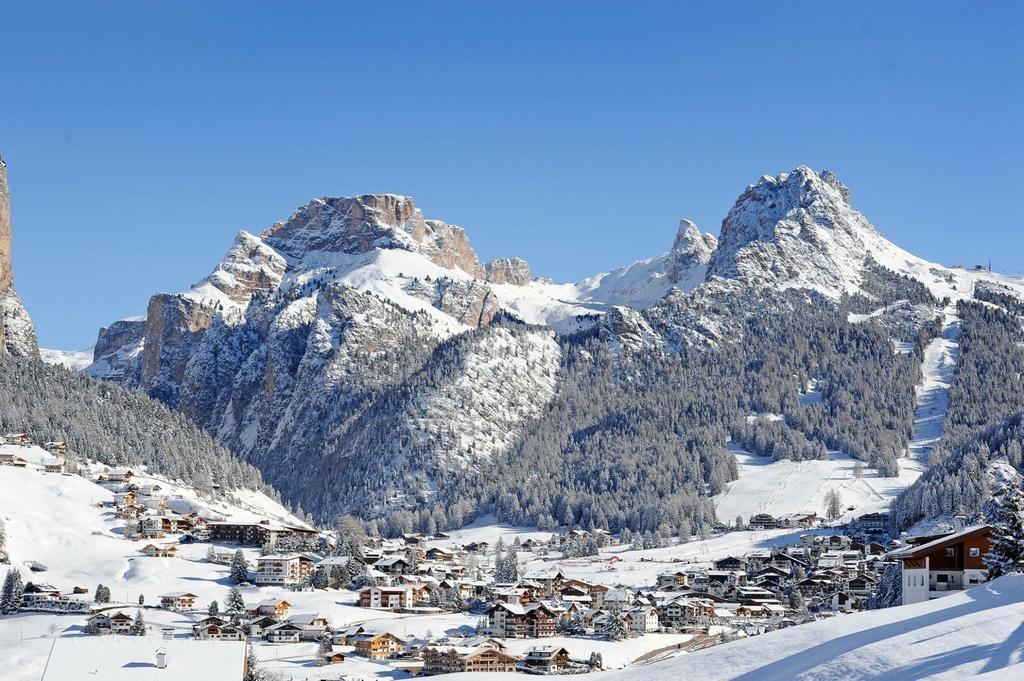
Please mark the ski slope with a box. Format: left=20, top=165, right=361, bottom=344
left=713, top=448, right=915, bottom=524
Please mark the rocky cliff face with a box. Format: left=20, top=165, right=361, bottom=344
left=0, top=158, right=38, bottom=357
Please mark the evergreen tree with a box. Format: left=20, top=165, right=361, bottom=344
left=131, top=609, right=146, bottom=635
left=229, top=549, right=249, bottom=584
left=317, top=635, right=334, bottom=665
left=94, top=583, right=110, bottom=604
left=206, top=545, right=217, bottom=562
left=208, top=600, right=219, bottom=616
left=602, top=610, right=628, bottom=641
left=138, top=594, right=145, bottom=606
left=985, top=481, right=1024, bottom=579
left=1, top=568, right=24, bottom=614
left=226, top=588, right=245, bottom=614
left=311, top=566, right=329, bottom=589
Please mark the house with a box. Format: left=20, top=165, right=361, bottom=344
left=104, top=611, right=134, bottom=634
left=249, top=598, right=292, bottom=618
left=195, top=619, right=245, bottom=641
left=289, top=612, right=331, bottom=640
left=22, top=582, right=61, bottom=606
left=44, top=441, right=68, bottom=455
left=486, top=602, right=556, bottom=638
left=856, top=512, right=890, bottom=535
left=43, top=459, right=65, bottom=473
left=142, top=544, right=179, bottom=558
left=0, top=453, right=27, bottom=467
left=657, top=571, right=691, bottom=589
left=358, top=585, right=421, bottom=610
left=780, top=512, right=818, bottom=529
left=160, top=592, right=198, bottom=610
left=41, top=636, right=247, bottom=681
left=425, top=547, right=456, bottom=563
left=748, top=513, right=780, bottom=530
left=351, top=632, right=404, bottom=659
left=623, top=606, right=660, bottom=633
left=323, top=649, right=346, bottom=665
left=889, top=524, right=993, bottom=605
left=423, top=645, right=521, bottom=674
left=374, top=555, right=410, bottom=576
left=523, top=646, right=571, bottom=673
left=264, top=622, right=303, bottom=643
left=713, top=556, right=747, bottom=571
left=106, top=468, right=135, bottom=483
left=254, top=554, right=314, bottom=586
left=3, top=433, right=30, bottom=446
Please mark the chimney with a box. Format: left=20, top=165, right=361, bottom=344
left=155, top=648, right=167, bottom=669
left=953, top=515, right=966, bottom=532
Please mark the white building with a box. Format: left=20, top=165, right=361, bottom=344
left=254, top=553, right=314, bottom=586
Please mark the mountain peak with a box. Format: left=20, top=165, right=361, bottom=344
left=706, top=167, right=888, bottom=297
left=668, top=219, right=717, bottom=283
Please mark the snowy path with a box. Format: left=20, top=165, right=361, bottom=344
left=903, top=307, right=961, bottom=476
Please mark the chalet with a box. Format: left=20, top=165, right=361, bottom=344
left=855, top=512, right=890, bottom=535
left=623, top=606, right=660, bottom=633
left=245, top=615, right=280, bottom=637
left=424, top=547, right=456, bottom=563
left=889, top=524, right=993, bottom=605
left=44, top=441, right=68, bottom=455
left=360, top=585, right=409, bottom=610
left=525, top=568, right=565, bottom=597
left=142, top=544, right=179, bottom=558
left=289, top=612, right=331, bottom=640
left=486, top=602, right=556, bottom=638
left=779, top=512, right=818, bottom=529
left=522, top=646, right=571, bottom=673
left=22, top=582, right=61, bottom=606
left=105, top=611, right=134, bottom=634
left=254, top=554, right=315, bottom=586
left=351, top=632, right=404, bottom=659
left=332, top=625, right=366, bottom=646
left=713, top=556, right=747, bottom=571
left=323, top=649, right=346, bottom=665
left=249, top=598, right=292, bottom=619
left=160, top=592, right=198, bottom=610
left=264, top=622, right=303, bottom=643
left=748, top=513, right=780, bottom=530
left=656, top=571, right=692, bottom=590
left=43, top=459, right=65, bottom=473
left=195, top=618, right=245, bottom=641
left=423, top=645, right=521, bottom=674
left=374, top=555, right=410, bottom=576
left=0, top=453, right=27, bottom=467
left=106, top=468, right=135, bottom=483
left=3, top=433, right=30, bottom=445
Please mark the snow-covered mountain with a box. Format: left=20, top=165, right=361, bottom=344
left=0, top=157, right=38, bottom=357
left=71, top=167, right=1024, bottom=523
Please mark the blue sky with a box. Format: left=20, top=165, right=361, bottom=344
left=2, top=2, right=1021, bottom=349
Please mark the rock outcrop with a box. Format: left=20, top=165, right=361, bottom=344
left=0, top=157, right=38, bottom=357
left=485, top=257, right=532, bottom=286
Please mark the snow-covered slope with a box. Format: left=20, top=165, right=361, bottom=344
left=39, top=347, right=94, bottom=371
left=607, top=575, right=1024, bottom=681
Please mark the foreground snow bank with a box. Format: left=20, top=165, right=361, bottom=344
left=613, top=575, right=1024, bottom=681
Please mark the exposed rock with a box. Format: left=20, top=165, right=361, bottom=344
left=0, top=157, right=38, bottom=357
left=89, top=318, right=146, bottom=385
left=667, top=220, right=717, bottom=283
left=485, top=257, right=532, bottom=286
left=202, top=231, right=287, bottom=304
left=139, top=293, right=222, bottom=406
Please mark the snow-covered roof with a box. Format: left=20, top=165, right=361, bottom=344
left=41, top=637, right=245, bottom=681
left=888, top=524, right=991, bottom=559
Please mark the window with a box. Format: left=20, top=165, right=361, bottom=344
left=945, top=548, right=956, bottom=557
left=969, top=547, right=980, bottom=557
left=936, top=574, right=948, bottom=583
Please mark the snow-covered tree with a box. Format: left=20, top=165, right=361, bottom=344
left=131, top=610, right=146, bottom=635
left=226, top=587, right=245, bottom=614
left=317, top=635, right=333, bottom=665
left=138, top=594, right=145, bottom=606
left=205, top=545, right=217, bottom=562
left=93, top=583, right=110, bottom=604
left=229, top=550, right=249, bottom=584
left=825, top=489, right=843, bottom=520
left=985, top=481, right=1024, bottom=579
left=208, top=600, right=219, bottom=616
left=1, top=568, right=24, bottom=614
left=588, top=652, right=603, bottom=670
left=602, top=610, right=628, bottom=641
left=311, top=566, right=329, bottom=589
